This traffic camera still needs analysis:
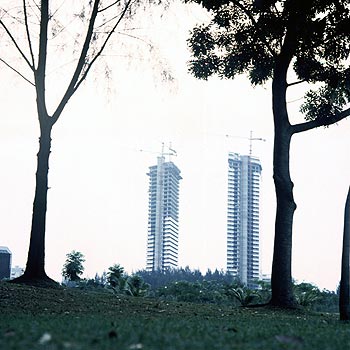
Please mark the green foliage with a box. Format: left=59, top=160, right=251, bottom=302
left=137, top=267, right=243, bottom=304
left=106, top=264, right=149, bottom=297
left=187, top=1, right=281, bottom=84
left=156, top=280, right=227, bottom=303
left=62, top=250, right=85, bottom=282
left=291, top=282, right=339, bottom=311
left=313, top=289, right=338, bottom=313
left=300, top=86, right=350, bottom=122
left=294, top=283, right=321, bottom=307
left=94, top=271, right=107, bottom=286
left=125, top=275, right=150, bottom=297
left=151, top=276, right=336, bottom=310
left=71, top=278, right=109, bottom=291
left=187, top=0, right=350, bottom=122
left=107, top=264, right=126, bottom=292
left=255, top=279, right=272, bottom=303
left=226, top=286, right=261, bottom=306
left=136, top=267, right=237, bottom=290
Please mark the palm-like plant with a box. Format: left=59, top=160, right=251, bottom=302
left=228, top=287, right=261, bottom=307
left=125, top=275, right=150, bottom=297
left=107, top=264, right=126, bottom=292
left=293, top=283, right=321, bottom=307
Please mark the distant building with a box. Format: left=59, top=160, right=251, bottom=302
left=146, top=155, right=182, bottom=271
left=0, top=246, right=12, bottom=280
left=227, top=153, right=262, bottom=288
left=11, top=265, right=24, bottom=279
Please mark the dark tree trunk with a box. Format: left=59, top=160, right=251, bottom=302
left=12, top=117, right=55, bottom=285
left=339, top=187, right=350, bottom=321
left=269, top=28, right=298, bottom=307
left=270, top=127, right=297, bottom=307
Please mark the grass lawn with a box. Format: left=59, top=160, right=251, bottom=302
left=0, top=282, right=349, bottom=350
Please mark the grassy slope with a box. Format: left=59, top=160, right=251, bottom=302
left=0, top=282, right=349, bottom=350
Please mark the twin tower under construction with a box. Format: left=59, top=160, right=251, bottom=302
left=146, top=150, right=262, bottom=287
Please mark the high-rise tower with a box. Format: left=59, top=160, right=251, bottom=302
left=227, top=152, right=262, bottom=288
left=146, top=155, right=182, bottom=271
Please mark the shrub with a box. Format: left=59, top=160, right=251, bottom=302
left=226, top=287, right=261, bottom=306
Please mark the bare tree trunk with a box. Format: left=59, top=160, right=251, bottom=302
left=270, top=127, right=297, bottom=307
left=339, top=187, right=350, bottom=320
left=12, top=118, right=54, bottom=284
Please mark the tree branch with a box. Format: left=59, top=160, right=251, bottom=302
left=35, top=0, right=49, bottom=121
left=73, top=0, right=133, bottom=92
left=0, top=19, right=34, bottom=70
left=292, top=107, right=350, bottom=134
left=0, top=58, right=35, bottom=86
left=287, top=79, right=306, bottom=87
left=95, top=13, right=122, bottom=30
left=23, top=0, right=35, bottom=68
left=115, top=31, right=153, bottom=48
left=98, top=0, right=120, bottom=13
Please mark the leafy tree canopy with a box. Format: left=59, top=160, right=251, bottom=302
left=62, top=250, right=85, bottom=282
left=107, top=264, right=126, bottom=289
left=187, top=0, right=350, bottom=123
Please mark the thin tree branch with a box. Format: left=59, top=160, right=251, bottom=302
left=0, top=19, right=34, bottom=70
left=116, top=31, right=153, bottom=48
left=50, top=0, right=67, bottom=18
left=287, top=79, right=306, bottom=87
left=71, top=0, right=133, bottom=97
left=23, top=0, right=35, bottom=68
left=95, top=13, right=121, bottom=30
left=292, top=107, right=350, bottom=134
left=98, top=0, right=120, bottom=13
left=51, top=0, right=101, bottom=123
left=0, top=6, right=26, bottom=25
left=31, top=0, right=41, bottom=11
left=26, top=1, right=41, bottom=23
left=95, top=2, right=136, bottom=31
left=0, top=57, right=35, bottom=86
left=287, top=96, right=303, bottom=103
left=50, top=17, right=76, bottom=40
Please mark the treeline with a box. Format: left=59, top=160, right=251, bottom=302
left=61, top=252, right=339, bottom=313
left=136, top=267, right=236, bottom=289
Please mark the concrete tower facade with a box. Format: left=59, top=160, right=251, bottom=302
left=146, top=156, right=182, bottom=271
left=227, top=152, right=262, bottom=288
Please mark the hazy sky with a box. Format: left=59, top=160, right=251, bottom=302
left=1, top=2, right=350, bottom=291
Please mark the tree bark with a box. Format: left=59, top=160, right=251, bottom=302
left=339, top=187, right=350, bottom=320
left=270, top=126, right=297, bottom=307
left=13, top=117, right=54, bottom=284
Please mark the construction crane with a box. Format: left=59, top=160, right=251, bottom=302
left=225, top=130, right=266, bottom=156
left=139, top=142, right=177, bottom=161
